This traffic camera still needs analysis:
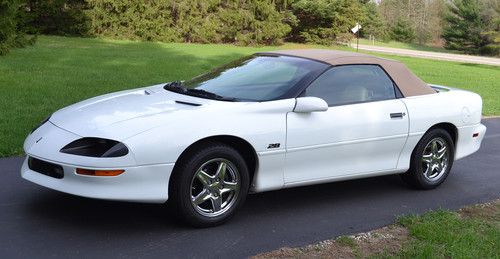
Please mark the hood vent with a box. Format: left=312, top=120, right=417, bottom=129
left=175, top=100, right=202, bottom=106
left=144, top=89, right=157, bottom=95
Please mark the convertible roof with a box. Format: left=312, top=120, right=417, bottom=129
left=258, top=49, right=435, bottom=97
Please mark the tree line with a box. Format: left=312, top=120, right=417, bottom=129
left=1, top=0, right=499, bottom=56
left=377, top=0, right=499, bottom=56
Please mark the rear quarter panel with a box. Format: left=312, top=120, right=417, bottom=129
left=397, top=88, right=483, bottom=169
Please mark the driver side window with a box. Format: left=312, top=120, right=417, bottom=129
left=304, top=65, right=397, bottom=106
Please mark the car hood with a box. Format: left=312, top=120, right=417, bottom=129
left=49, top=84, right=217, bottom=140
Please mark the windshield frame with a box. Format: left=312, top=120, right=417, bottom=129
left=171, top=54, right=330, bottom=102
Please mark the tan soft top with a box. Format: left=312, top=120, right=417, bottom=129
left=258, top=49, right=435, bottom=97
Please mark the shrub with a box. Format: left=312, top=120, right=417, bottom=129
left=85, top=0, right=179, bottom=42
left=0, top=0, right=35, bottom=55
left=0, top=0, right=18, bottom=55
left=23, top=0, right=89, bottom=36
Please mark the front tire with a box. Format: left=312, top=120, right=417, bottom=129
left=401, top=128, right=455, bottom=189
left=170, top=142, right=249, bottom=227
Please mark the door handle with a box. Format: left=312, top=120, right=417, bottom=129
left=390, top=112, right=406, bottom=119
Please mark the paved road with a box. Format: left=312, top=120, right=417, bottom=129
left=353, top=44, right=500, bottom=66
left=1, top=119, right=499, bottom=259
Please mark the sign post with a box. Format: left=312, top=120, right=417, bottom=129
left=351, top=23, right=362, bottom=52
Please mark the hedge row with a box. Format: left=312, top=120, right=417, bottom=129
left=1, top=0, right=376, bottom=55
left=20, top=0, right=370, bottom=46
left=83, top=0, right=294, bottom=45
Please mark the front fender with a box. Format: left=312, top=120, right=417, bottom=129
left=123, top=99, right=295, bottom=166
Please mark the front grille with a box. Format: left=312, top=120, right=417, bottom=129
left=28, top=157, right=64, bottom=179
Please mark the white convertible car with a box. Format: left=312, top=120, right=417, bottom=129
left=22, top=49, right=486, bottom=227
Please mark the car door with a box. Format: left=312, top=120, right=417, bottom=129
left=284, top=64, right=409, bottom=184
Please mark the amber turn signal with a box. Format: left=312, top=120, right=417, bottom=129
left=76, top=168, right=124, bottom=176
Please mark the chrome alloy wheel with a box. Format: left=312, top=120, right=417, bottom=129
left=190, top=158, right=240, bottom=217
left=421, top=137, right=449, bottom=182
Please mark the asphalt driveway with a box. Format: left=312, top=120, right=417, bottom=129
left=1, top=119, right=499, bottom=258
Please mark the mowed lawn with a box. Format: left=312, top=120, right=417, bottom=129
left=0, top=36, right=499, bottom=157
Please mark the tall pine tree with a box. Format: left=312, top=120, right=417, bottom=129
left=442, top=0, right=488, bottom=54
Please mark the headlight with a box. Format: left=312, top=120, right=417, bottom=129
left=31, top=115, right=51, bottom=133
left=60, top=138, right=129, bottom=157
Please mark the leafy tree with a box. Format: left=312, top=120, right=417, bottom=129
left=478, top=0, right=499, bottom=56
left=442, top=0, right=489, bottom=54
left=390, top=18, right=416, bottom=43
left=425, top=0, right=447, bottom=45
left=289, top=0, right=364, bottom=45
left=359, top=1, right=386, bottom=40
left=379, top=0, right=446, bottom=45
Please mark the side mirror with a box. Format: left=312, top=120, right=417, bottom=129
left=293, top=97, right=328, bottom=113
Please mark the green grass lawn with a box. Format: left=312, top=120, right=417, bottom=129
left=395, top=203, right=500, bottom=258
left=0, top=35, right=499, bottom=157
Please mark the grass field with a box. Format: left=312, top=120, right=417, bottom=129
left=255, top=200, right=500, bottom=258
left=0, top=36, right=499, bottom=157
left=395, top=202, right=500, bottom=258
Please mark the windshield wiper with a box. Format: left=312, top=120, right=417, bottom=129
left=185, top=88, right=236, bottom=101
left=164, top=81, right=236, bottom=101
left=163, top=81, right=186, bottom=93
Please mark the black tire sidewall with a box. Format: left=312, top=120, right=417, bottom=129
left=408, top=128, right=455, bottom=189
left=170, top=143, right=250, bottom=227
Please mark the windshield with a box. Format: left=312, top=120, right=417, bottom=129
left=181, top=55, right=328, bottom=101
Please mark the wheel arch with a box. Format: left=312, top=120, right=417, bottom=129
left=171, top=135, right=258, bottom=187
left=410, top=122, right=458, bottom=161
left=426, top=122, right=458, bottom=145
left=402, top=122, right=457, bottom=189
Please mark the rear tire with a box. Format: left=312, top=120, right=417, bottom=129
left=401, top=128, right=455, bottom=189
left=169, top=142, right=249, bottom=227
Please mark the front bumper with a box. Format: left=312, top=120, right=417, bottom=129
left=21, top=156, right=174, bottom=203
left=22, top=122, right=173, bottom=203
